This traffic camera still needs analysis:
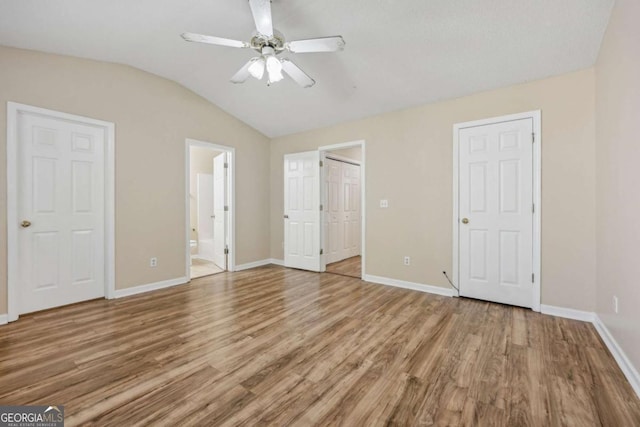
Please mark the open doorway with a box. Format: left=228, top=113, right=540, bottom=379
left=185, top=139, right=235, bottom=279
left=283, top=140, right=365, bottom=278
left=322, top=146, right=362, bottom=278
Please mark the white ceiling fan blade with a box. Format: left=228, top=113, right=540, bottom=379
left=230, top=58, right=260, bottom=84
left=286, top=36, right=345, bottom=53
left=181, top=32, right=249, bottom=49
left=249, top=0, right=273, bottom=38
left=281, top=59, right=315, bottom=88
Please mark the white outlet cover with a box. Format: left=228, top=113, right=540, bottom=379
left=380, top=199, right=389, bottom=208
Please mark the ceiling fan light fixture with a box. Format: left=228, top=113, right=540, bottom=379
left=266, top=55, right=284, bottom=83
left=248, top=57, right=265, bottom=80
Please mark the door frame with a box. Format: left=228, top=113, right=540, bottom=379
left=185, top=139, right=235, bottom=278
left=452, top=111, right=541, bottom=311
left=318, top=140, right=366, bottom=278
left=6, top=102, right=116, bottom=322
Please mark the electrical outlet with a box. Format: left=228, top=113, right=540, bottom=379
left=403, top=256, right=410, bottom=266
left=150, top=257, right=158, bottom=268
left=613, top=295, right=619, bottom=314
left=380, top=199, right=389, bottom=208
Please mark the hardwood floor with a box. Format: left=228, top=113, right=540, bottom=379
left=326, top=255, right=361, bottom=278
left=1, top=265, right=639, bottom=426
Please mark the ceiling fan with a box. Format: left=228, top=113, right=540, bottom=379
left=181, top=0, right=345, bottom=88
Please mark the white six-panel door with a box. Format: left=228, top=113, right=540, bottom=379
left=324, top=158, right=361, bottom=264
left=284, top=151, right=321, bottom=271
left=458, top=118, right=534, bottom=308
left=342, top=162, right=361, bottom=259
left=18, top=112, right=105, bottom=315
left=324, top=159, right=342, bottom=264
left=213, top=152, right=227, bottom=270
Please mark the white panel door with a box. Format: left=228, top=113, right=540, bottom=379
left=196, top=173, right=214, bottom=262
left=324, top=159, right=343, bottom=264
left=213, top=153, right=227, bottom=270
left=284, top=151, right=321, bottom=271
left=18, top=112, right=105, bottom=315
left=458, top=118, right=534, bottom=307
left=343, top=163, right=361, bottom=259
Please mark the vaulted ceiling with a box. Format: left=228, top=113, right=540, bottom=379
left=0, top=0, right=614, bottom=137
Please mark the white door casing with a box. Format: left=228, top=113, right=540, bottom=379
left=213, top=152, right=227, bottom=270
left=284, top=151, right=321, bottom=272
left=15, top=109, right=108, bottom=315
left=457, top=117, right=535, bottom=308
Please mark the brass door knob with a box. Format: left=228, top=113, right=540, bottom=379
left=461, top=218, right=469, bottom=224
left=21, top=220, right=32, bottom=228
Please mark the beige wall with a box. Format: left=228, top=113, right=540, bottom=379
left=0, top=46, right=271, bottom=313
left=271, top=69, right=597, bottom=311
left=595, top=0, right=640, bottom=373
left=329, top=146, right=362, bottom=162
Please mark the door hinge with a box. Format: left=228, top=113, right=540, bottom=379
left=224, top=246, right=229, bottom=255
left=224, top=162, right=228, bottom=169
left=532, top=132, right=535, bottom=143
left=320, top=204, right=324, bottom=211
left=532, top=273, right=535, bottom=283
left=320, top=248, right=324, bottom=255
left=224, top=206, right=229, bottom=211
left=532, top=203, right=535, bottom=213
left=319, top=160, right=323, bottom=167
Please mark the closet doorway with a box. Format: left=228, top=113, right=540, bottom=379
left=322, top=144, right=363, bottom=278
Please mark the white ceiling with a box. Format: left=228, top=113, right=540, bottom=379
left=0, top=0, right=613, bottom=137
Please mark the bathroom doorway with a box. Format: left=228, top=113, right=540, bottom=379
left=185, top=139, right=235, bottom=279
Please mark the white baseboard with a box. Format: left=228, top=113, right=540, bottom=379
left=593, top=315, right=640, bottom=398
left=113, top=276, right=188, bottom=299
left=234, top=259, right=285, bottom=271
left=362, top=274, right=457, bottom=297
left=0, top=314, right=7, bottom=325
left=540, top=304, right=596, bottom=322
left=235, top=259, right=272, bottom=271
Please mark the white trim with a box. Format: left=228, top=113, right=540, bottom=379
left=0, top=314, right=7, bottom=325
left=318, top=140, right=366, bottom=279
left=235, top=259, right=272, bottom=271
left=540, top=304, right=595, bottom=322
left=363, top=274, right=457, bottom=297
left=270, top=258, right=284, bottom=266
left=113, top=277, right=188, bottom=299
left=452, top=110, right=542, bottom=311
left=6, top=102, right=116, bottom=322
left=593, top=315, right=640, bottom=398
left=185, top=139, right=236, bottom=280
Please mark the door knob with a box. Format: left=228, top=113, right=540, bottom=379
left=284, top=215, right=289, bottom=219
left=21, top=220, right=32, bottom=228
left=461, top=218, right=469, bottom=224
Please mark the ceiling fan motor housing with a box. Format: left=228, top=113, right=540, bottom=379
left=250, top=30, right=285, bottom=54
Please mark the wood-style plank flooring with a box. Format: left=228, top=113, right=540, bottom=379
left=326, top=255, right=361, bottom=278
left=1, top=265, right=639, bottom=426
